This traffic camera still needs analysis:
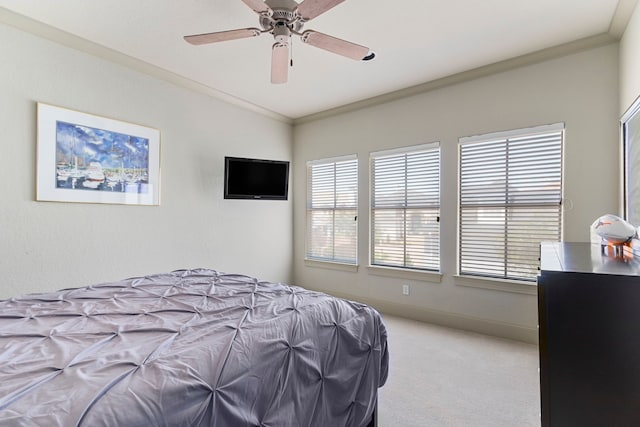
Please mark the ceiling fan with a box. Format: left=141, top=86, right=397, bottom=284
left=183, top=0, right=375, bottom=84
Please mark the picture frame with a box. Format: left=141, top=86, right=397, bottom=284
left=36, top=103, right=161, bottom=206
left=623, top=95, right=640, bottom=226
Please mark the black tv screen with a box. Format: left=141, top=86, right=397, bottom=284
left=224, top=156, right=289, bottom=200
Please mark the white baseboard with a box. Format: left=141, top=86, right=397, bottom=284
left=327, top=290, right=539, bottom=345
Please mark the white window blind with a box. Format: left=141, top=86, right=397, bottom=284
left=306, top=156, right=358, bottom=264
left=370, top=143, right=440, bottom=271
left=459, top=124, right=564, bottom=281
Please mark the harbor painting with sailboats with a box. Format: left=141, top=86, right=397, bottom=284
left=55, top=121, right=150, bottom=194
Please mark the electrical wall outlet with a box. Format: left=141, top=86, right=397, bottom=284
left=402, top=284, right=410, bottom=296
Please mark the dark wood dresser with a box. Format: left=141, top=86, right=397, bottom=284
left=538, top=242, right=640, bottom=426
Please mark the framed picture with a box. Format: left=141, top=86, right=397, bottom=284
left=623, top=95, right=640, bottom=226
left=37, top=103, right=160, bottom=205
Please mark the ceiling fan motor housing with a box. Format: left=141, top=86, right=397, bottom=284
left=265, top=0, right=298, bottom=12
left=260, top=0, right=303, bottom=35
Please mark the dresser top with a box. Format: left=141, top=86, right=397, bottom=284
left=540, top=242, right=640, bottom=276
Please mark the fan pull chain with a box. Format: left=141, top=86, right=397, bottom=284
left=290, top=35, right=294, bottom=68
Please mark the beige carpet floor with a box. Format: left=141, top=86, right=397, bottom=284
left=376, top=315, right=540, bottom=427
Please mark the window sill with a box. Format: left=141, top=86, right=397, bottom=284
left=367, top=265, right=442, bottom=283
left=454, top=275, right=537, bottom=295
left=304, top=259, right=358, bottom=273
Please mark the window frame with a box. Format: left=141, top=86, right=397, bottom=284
left=305, top=155, right=359, bottom=266
left=457, top=123, right=564, bottom=283
left=369, top=142, right=441, bottom=273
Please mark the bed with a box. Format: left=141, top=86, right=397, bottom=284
left=0, top=268, right=388, bottom=426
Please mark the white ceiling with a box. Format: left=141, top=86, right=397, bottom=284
left=0, top=0, right=632, bottom=121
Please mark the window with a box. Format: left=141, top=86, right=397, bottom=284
left=459, top=123, right=564, bottom=281
left=306, top=156, right=358, bottom=264
left=370, top=143, right=440, bottom=271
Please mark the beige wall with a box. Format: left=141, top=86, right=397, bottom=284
left=620, top=2, right=640, bottom=113
left=292, top=44, right=620, bottom=343
left=0, top=22, right=293, bottom=298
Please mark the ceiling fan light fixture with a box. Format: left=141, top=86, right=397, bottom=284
left=272, top=21, right=291, bottom=43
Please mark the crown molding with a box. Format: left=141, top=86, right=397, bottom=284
left=293, top=33, right=617, bottom=125
left=0, top=7, right=293, bottom=125
left=1, top=3, right=632, bottom=128
left=609, top=0, right=639, bottom=38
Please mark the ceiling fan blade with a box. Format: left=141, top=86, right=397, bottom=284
left=301, top=30, right=371, bottom=60
left=271, top=43, right=289, bottom=84
left=296, top=0, right=345, bottom=21
left=184, top=28, right=262, bottom=45
left=240, top=0, right=272, bottom=15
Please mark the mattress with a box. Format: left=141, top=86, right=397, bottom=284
left=0, top=268, right=388, bottom=426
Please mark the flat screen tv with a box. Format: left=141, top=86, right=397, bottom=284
left=224, top=156, right=290, bottom=200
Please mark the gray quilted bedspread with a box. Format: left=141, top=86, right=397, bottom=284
left=0, top=269, right=388, bottom=426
